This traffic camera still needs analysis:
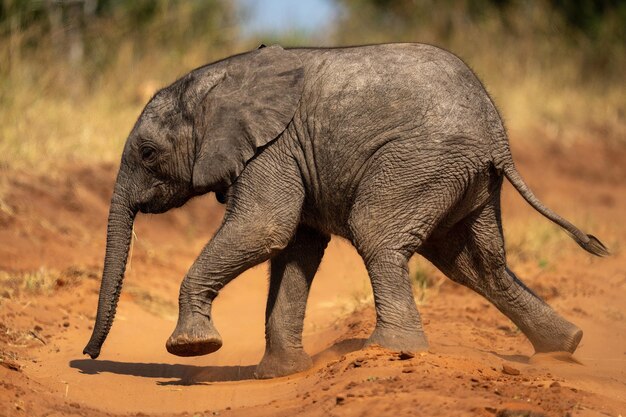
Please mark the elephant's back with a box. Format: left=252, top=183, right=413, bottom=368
left=286, top=44, right=506, bottom=232
left=291, top=43, right=501, bottom=143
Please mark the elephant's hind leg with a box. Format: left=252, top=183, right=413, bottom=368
left=420, top=199, right=582, bottom=354
left=347, top=168, right=456, bottom=352
left=255, top=225, right=330, bottom=379
left=362, top=248, right=429, bottom=352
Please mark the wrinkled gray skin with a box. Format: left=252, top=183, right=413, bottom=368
left=83, top=44, right=608, bottom=379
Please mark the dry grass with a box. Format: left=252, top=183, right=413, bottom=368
left=125, top=285, right=177, bottom=320
left=0, top=265, right=176, bottom=319
left=333, top=2, right=625, bottom=146
left=0, top=266, right=97, bottom=304
left=0, top=268, right=59, bottom=302
left=409, top=257, right=445, bottom=306
left=0, top=41, right=245, bottom=172
left=505, top=220, right=567, bottom=268
left=0, top=1, right=243, bottom=172
left=504, top=211, right=620, bottom=269
left=0, top=5, right=622, bottom=297
left=478, top=64, right=625, bottom=145
left=1, top=4, right=623, bottom=174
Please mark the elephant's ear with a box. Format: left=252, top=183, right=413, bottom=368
left=191, top=45, right=304, bottom=192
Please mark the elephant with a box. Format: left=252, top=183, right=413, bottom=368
left=83, top=43, right=608, bottom=379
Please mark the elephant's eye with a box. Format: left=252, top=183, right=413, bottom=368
left=140, top=145, right=157, bottom=163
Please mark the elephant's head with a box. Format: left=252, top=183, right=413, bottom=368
left=83, top=45, right=304, bottom=359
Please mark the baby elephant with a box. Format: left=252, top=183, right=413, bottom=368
left=83, top=43, right=607, bottom=378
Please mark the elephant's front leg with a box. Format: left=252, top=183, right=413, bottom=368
left=255, top=225, right=330, bottom=379
left=166, top=164, right=305, bottom=356
left=165, top=217, right=298, bottom=356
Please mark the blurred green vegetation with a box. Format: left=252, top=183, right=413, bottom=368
left=0, top=0, right=624, bottom=171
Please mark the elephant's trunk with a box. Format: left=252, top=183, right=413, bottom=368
left=83, top=172, right=136, bottom=359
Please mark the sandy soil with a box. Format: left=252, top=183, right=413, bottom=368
left=0, top=139, right=625, bottom=417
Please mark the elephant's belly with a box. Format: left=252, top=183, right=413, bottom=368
left=300, top=199, right=354, bottom=240
left=432, top=166, right=503, bottom=237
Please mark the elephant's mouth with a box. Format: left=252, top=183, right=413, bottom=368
left=137, top=182, right=192, bottom=214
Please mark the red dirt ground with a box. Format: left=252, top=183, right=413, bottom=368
left=0, top=139, right=624, bottom=417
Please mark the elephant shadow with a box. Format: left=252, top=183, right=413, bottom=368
left=69, top=338, right=366, bottom=385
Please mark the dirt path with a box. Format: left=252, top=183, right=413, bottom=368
left=1, top=139, right=625, bottom=417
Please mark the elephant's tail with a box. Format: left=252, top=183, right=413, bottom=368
left=502, top=162, right=609, bottom=257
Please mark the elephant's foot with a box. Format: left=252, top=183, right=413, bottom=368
left=166, top=313, right=222, bottom=357
left=255, top=348, right=312, bottom=379
left=525, top=317, right=582, bottom=354
left=365, top=326, right=429, bottom=352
